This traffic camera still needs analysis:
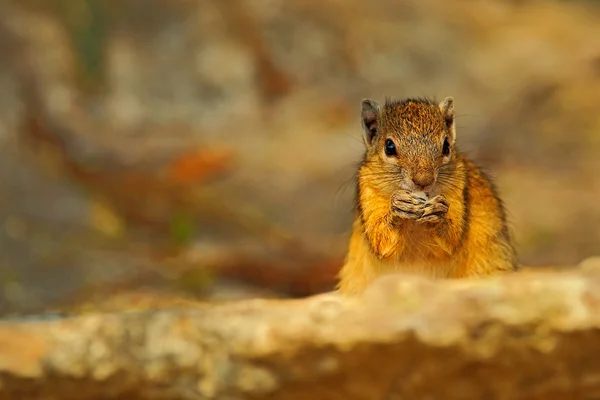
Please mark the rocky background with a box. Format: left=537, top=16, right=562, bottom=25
left=0, top=0, right=599, bottom=315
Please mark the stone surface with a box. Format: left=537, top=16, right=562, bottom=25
left=2, top=263, right=600, bottom=399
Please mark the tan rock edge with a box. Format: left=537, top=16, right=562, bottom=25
left=1, top=260, right=600, bottom=399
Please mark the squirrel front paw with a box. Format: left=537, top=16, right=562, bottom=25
left=391, top=190, right=427, bottom=220
left=417, top=195, right=449, bottom=224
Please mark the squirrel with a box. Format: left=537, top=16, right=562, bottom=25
left=336, top=96, right=517, bottom=295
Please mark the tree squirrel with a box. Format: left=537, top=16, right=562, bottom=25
left=336, top=97, right=517, bottom=295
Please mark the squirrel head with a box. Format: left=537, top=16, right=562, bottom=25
left=359, top=97, right=456, bottom=196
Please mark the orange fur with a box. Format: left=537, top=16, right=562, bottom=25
left=337, top=97, right=517, bottom=295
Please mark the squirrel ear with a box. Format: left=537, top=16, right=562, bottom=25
left=361, top=99, right=381, bottom=146
left=439, top=97, right=456, bottom=144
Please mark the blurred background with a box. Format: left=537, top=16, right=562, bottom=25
left=0, top=0, right=599, bottom=316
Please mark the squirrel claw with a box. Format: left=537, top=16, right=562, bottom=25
left=417, top=195, right=449, bottom=224
left=391, top=209, right=422, bottom=220
left=392, top=190, right=427, bottom=206
left=418, top=213, right=445, bottom=224
left=391, top=190, right=426, bottom=220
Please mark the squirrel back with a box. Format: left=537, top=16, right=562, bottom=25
left=337, top=97, right=517, bottom=295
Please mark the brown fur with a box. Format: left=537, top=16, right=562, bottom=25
left=337, top=97, right=517, bottom=295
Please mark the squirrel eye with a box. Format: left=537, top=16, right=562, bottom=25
left=384, top=139, right=397, bottom=156
left=442, top=138, right=450, bottom=156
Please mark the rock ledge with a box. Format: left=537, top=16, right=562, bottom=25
left=2, top=262, right=600, bottom=399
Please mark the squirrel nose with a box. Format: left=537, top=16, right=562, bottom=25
left=412, top=172, right=435, bottom=190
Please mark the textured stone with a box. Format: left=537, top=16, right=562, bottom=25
left=2, top=264, right=600, bottom=399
